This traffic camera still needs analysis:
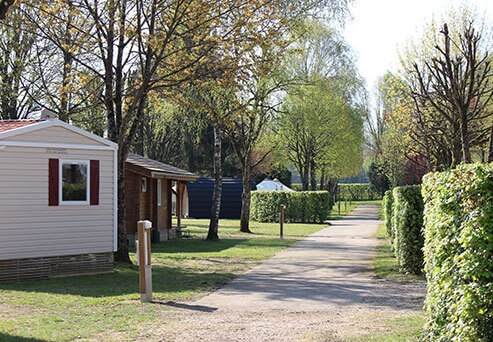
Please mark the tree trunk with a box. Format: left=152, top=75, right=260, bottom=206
left=488, top=124, right=493, bottom=163
left=301, top=164, right=309, bottom=191
left=310, top=158, right=317, bottom=191
left=320, top=169, right=326, bottom=191
left=240, top=157, right=252, bottom=233
left=459, top=113, right=472, bottom=163
left=207, top=123, right=222, bottom=240
left=327, top=178, right=338, bottom=199
left=113, top=152, right=131, bottom=263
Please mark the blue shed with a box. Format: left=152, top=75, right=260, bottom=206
left=187, top=178, right=256, bottom=219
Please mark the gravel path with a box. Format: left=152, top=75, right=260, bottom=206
left=139, top=205, right=426, bottom=341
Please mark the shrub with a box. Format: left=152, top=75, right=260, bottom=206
left=251, top=191, right=333, bottom=223
left=339, top=183, right=381, bottom=201
left=383, top=190, right=394, bottom=238
left=421, top=163, right=493, bottom=342
left=392, top=185, right=424, bottom=275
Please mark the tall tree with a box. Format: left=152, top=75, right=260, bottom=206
left=401, top=11, right=493, bottom=167
left=0, top=4, right=37, bottom=119
left=25, top=0, right=295, bottom=259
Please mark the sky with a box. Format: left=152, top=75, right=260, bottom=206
left=343, top=0, right=493, bottom=93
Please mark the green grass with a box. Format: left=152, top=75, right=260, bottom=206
left=347, top=315, right=426, bottom=342
left=0, top=219, right=326, bottom=342
left=0, top=204, right=379, bottom=342
left=374, top=223, right=425, bottom=282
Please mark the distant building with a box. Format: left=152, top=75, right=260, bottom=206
left=256, top=178, right=294, bottom=192
left=187, top=178, right=256, bottom=219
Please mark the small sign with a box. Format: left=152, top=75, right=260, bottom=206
left=46, top=148, right=67, bottom=154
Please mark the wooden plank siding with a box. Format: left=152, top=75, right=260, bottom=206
left=0, top=145, right=115, bottom=261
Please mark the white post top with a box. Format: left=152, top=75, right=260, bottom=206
left=138, top=220, right=152, bottom=230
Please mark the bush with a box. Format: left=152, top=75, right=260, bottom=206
left=339, top=183, right=381, bottom=201
left=392, top=185, right=424, bottom=275
left=383, top=190, right=394, bottom=238
left=422, top=163, right=493, bottom=342
left=250, top=191, right=333, bottom=223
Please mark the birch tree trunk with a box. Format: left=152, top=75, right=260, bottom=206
left=207, top=123, right=222, bottom=240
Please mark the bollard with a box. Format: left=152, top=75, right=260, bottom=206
left=338, top=200, right=341, bottom=215
left=138, top=220, right=152, bottom=303
left=280, top=205, right=285, bottom=240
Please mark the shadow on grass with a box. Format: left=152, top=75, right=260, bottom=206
left=0, top=263, right=235, bottom=298
left=153, top=300, right=217, bottom=312
left=147, top=238, right=295, bottom=254
left=0, top=333, right=47, bottom=342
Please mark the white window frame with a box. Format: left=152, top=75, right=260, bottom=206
left=157, top=179, right=162, bottom=207
left=60, top=159, right=90, bottom=205
left=142, top=177, right=147, bottom=193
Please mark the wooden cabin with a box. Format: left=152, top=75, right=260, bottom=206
left=0, top=118, right=117, bottom=282
left=125, top=153, right=197, bottom=243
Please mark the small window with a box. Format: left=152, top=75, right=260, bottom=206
left=142, top=177, right=147, bottom=193
left=61, top=160, right=89, bottom=204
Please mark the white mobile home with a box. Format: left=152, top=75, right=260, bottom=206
left=0, top=118, right=117, bottom=282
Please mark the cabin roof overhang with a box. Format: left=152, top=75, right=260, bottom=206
left=125, top=153, right=198, bottom=181
left=0, top=119, right=118, bottom=150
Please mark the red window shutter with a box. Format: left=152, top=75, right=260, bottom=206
left=48, top=159, right=59, bottom=206
left=90, top=160, right=100, bottom=205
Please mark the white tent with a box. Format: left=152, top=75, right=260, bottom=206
left=256, top=178, right=294, bottom=192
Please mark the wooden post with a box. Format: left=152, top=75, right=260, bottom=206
left=280, top=205, right=285, bottom=240
left=138, top=220, right=152, bottom=303
left=338, top=200, right=341, bottom=215
left=176, top=182, right=182, bottom=228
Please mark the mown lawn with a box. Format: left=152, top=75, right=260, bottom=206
left=0, top=219, right=327, bottom=342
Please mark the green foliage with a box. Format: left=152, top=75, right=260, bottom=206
left=383, top=190, right=394, bottom=238
left=392, top=185, right=424, bottom=275
left=421, top=163, right=493, bottom=342
left=339, top=183, right=381, bottom=201
left=251, top=190, right=333, bottom=223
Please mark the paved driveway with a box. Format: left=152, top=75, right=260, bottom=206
left=197, top=205, right=380, bottom=311
left=158, top=204, right=425, bottom=341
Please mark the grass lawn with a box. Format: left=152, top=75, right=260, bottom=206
left=0, top=219, right=326, bottom=342
left=374, top=223, right=425, bottom=283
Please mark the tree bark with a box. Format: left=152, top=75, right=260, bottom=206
left=310, top=158, right=317, bottom=190
left=240, top=155, right=252, bottom=233
left=207, top=123, right=222, bottom=240
left=113, top=151, right=131, bottom=262
left=459, top=113, right=472, bottom=163
left=302, top=163, right=309, bottom=191
left=488, top=124, right=493, bottom=163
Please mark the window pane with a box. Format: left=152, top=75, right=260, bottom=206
left=62, top=163, right=87, bottom=201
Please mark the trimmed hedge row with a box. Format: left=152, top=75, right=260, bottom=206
left=250, top=191, right=333, bottom=223
left=290, top=183, right=381, bottom=201
left=392, top=185, right=424, bottom=275
left=422, top=163, right=493, bottom=341
left=339, top=183, right=381, bottom=201
left=383, top=190, right=393, bottom=238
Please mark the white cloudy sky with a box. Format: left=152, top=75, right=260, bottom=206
left=343, top=0, right=493, bottom=91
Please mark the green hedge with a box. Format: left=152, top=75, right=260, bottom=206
left=392, top=185, right=424, bottom=275
left=383, top=190, right=394, bottom=238
left=250, top=191, right=333, bottom=223
left=422, top=163, right=493, bottom=342
left=339, top=183, right=381, bottom=201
